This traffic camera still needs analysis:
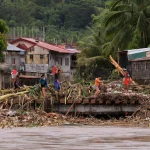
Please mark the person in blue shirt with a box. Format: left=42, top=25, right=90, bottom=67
left=54, top=69, right=61, bottom=91
left=39, top=74, right=47, bottom=96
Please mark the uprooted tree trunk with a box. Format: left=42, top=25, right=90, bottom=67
left=0, top=91, right=29, bottom=101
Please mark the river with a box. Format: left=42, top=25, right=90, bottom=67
left=0, top=126, right=150, bottom=150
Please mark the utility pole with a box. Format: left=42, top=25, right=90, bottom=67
left=24, top=26, right=26, bottom=37
left=43, top=27, right=45, bottom=41
left=13, top=27, right=16, bottom=40
left=20, top=27, right=22, bottom=37
left=32, top=27, right=34, bottom=38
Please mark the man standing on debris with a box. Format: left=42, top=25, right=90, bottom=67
left=54, top=69, right=61, bottom=91
left=13, top=74, right=20, bottom=90
left=93, top=77, right=103, bottom=97
left=39, top=74, right=47, bottom=96
left=123, top=69, right=131, bottom=92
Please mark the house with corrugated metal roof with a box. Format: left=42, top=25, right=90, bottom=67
left=119, top=48, right=150, bottom=84
left=10, top=38, right=80, bottom=79
left=0, top=43, right=25, bottom=89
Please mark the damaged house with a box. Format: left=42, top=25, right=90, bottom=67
left=119, top=48, right=150, bottom=84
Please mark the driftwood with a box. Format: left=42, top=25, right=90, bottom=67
left=0, top=91, right=29, bottom=101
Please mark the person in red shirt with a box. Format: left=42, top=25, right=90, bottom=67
left=123, top=70, right=131, bottom=92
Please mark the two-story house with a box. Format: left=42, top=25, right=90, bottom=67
left=10, top=38, right=80, bottom=78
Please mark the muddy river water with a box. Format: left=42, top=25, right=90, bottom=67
left=0, top=126, right=150, bottom=150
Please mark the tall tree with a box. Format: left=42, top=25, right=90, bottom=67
left=0, top=19, right=9, bottom=62
left=103, top=0, right=150, bottom=56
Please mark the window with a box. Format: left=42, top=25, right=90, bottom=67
left=65, top=58, right=69, bottom=66
left=12, top=58, right=15, bottom=64
left=30, top=55, right=33, bottom=59
left=40, top=55, right=44, bottom=59
left=57, top=57, right=62, bottom=65
left=132, top=63, right=138, bottom=71
left=145, top=62, right=149, bottom=70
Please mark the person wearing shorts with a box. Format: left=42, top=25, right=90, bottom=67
left=39, top=74, right=47, bottom=96
left=93, top=77, right=102, bottom=97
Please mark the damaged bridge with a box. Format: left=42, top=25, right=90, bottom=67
left=44, top=93, right=145, bottom=115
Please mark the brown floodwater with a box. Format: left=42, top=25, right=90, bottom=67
left=0, top=126, right=150, bottom=150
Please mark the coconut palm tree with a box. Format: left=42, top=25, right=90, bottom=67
left=103, top=0, right=150, bottom=56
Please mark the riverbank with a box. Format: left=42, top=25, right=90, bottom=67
left=0, top=109, right=150, bottom=129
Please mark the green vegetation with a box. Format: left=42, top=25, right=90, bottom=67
left=0, top=0, right=150, bottom=78
left=0, top=0, right=107, bottom=43
left=0, top=19, right=9, bottom=62
left=77, top=0, right=150, bottom=78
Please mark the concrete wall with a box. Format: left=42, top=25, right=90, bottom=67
left=131, top=60, right=150, bottom=80
left=50, top=53, right=71, bottom=73
left=131, top=60, right=150, bottom=84
left=5, top=51, right=21, bottom=71
left=25, top=64, right=48, bottom=73
left=0, top=72, right=12, bottom=89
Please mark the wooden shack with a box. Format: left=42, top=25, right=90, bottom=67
left=131, top=57, right=150, bottom=84
left=119, top=48, right=150, bottom=83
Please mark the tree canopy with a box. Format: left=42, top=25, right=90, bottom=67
left=0, top=19, right=9, bottom=62
left=77, top=0, right=150, bottom=79
left=0, top=0, right=107, bottom=43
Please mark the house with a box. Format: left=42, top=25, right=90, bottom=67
left=10, top=37, right=80, bottom=79
left=130, top=57, right=150, bottom=83
left=5, top=43, right=25, bottom=71
left=119, top=48, right=150, bottom=83
left=0, top=44, right=25, bottom=89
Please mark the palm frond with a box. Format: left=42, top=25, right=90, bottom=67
left=110, top=0, right=122, bottom=11
left=105, top=10, right=130, bottom=27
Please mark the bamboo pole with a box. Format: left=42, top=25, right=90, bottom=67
left=109, top=55, right=136, bottom=85
left=0, top=91, right=29, bottom=101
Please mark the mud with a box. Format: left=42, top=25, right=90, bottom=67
left=0, top=126, right=150, bottom=150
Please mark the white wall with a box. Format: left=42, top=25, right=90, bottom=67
left=50, top=53, right=71, bottom=73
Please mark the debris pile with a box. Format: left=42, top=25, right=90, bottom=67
left=0, top=81, right=150, bottom=128
left=0, top=110, right=66, bottom=128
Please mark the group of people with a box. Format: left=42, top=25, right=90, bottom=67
left=93, top=69, right=131, bottom=97
left=11, top=67, right=131, bottom=97
left=11, top=67, right=61, bottom=96
left=39, top=68, right=61, bottom=96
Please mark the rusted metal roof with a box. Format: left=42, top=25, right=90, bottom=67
left=11, top=38, right=80, bottom=54
left=130, top=57, right=150, bottom=62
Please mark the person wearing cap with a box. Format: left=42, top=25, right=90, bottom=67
left=39, top=74, right=47, bottom=96
left=93, top=77, right=103, bottom=97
